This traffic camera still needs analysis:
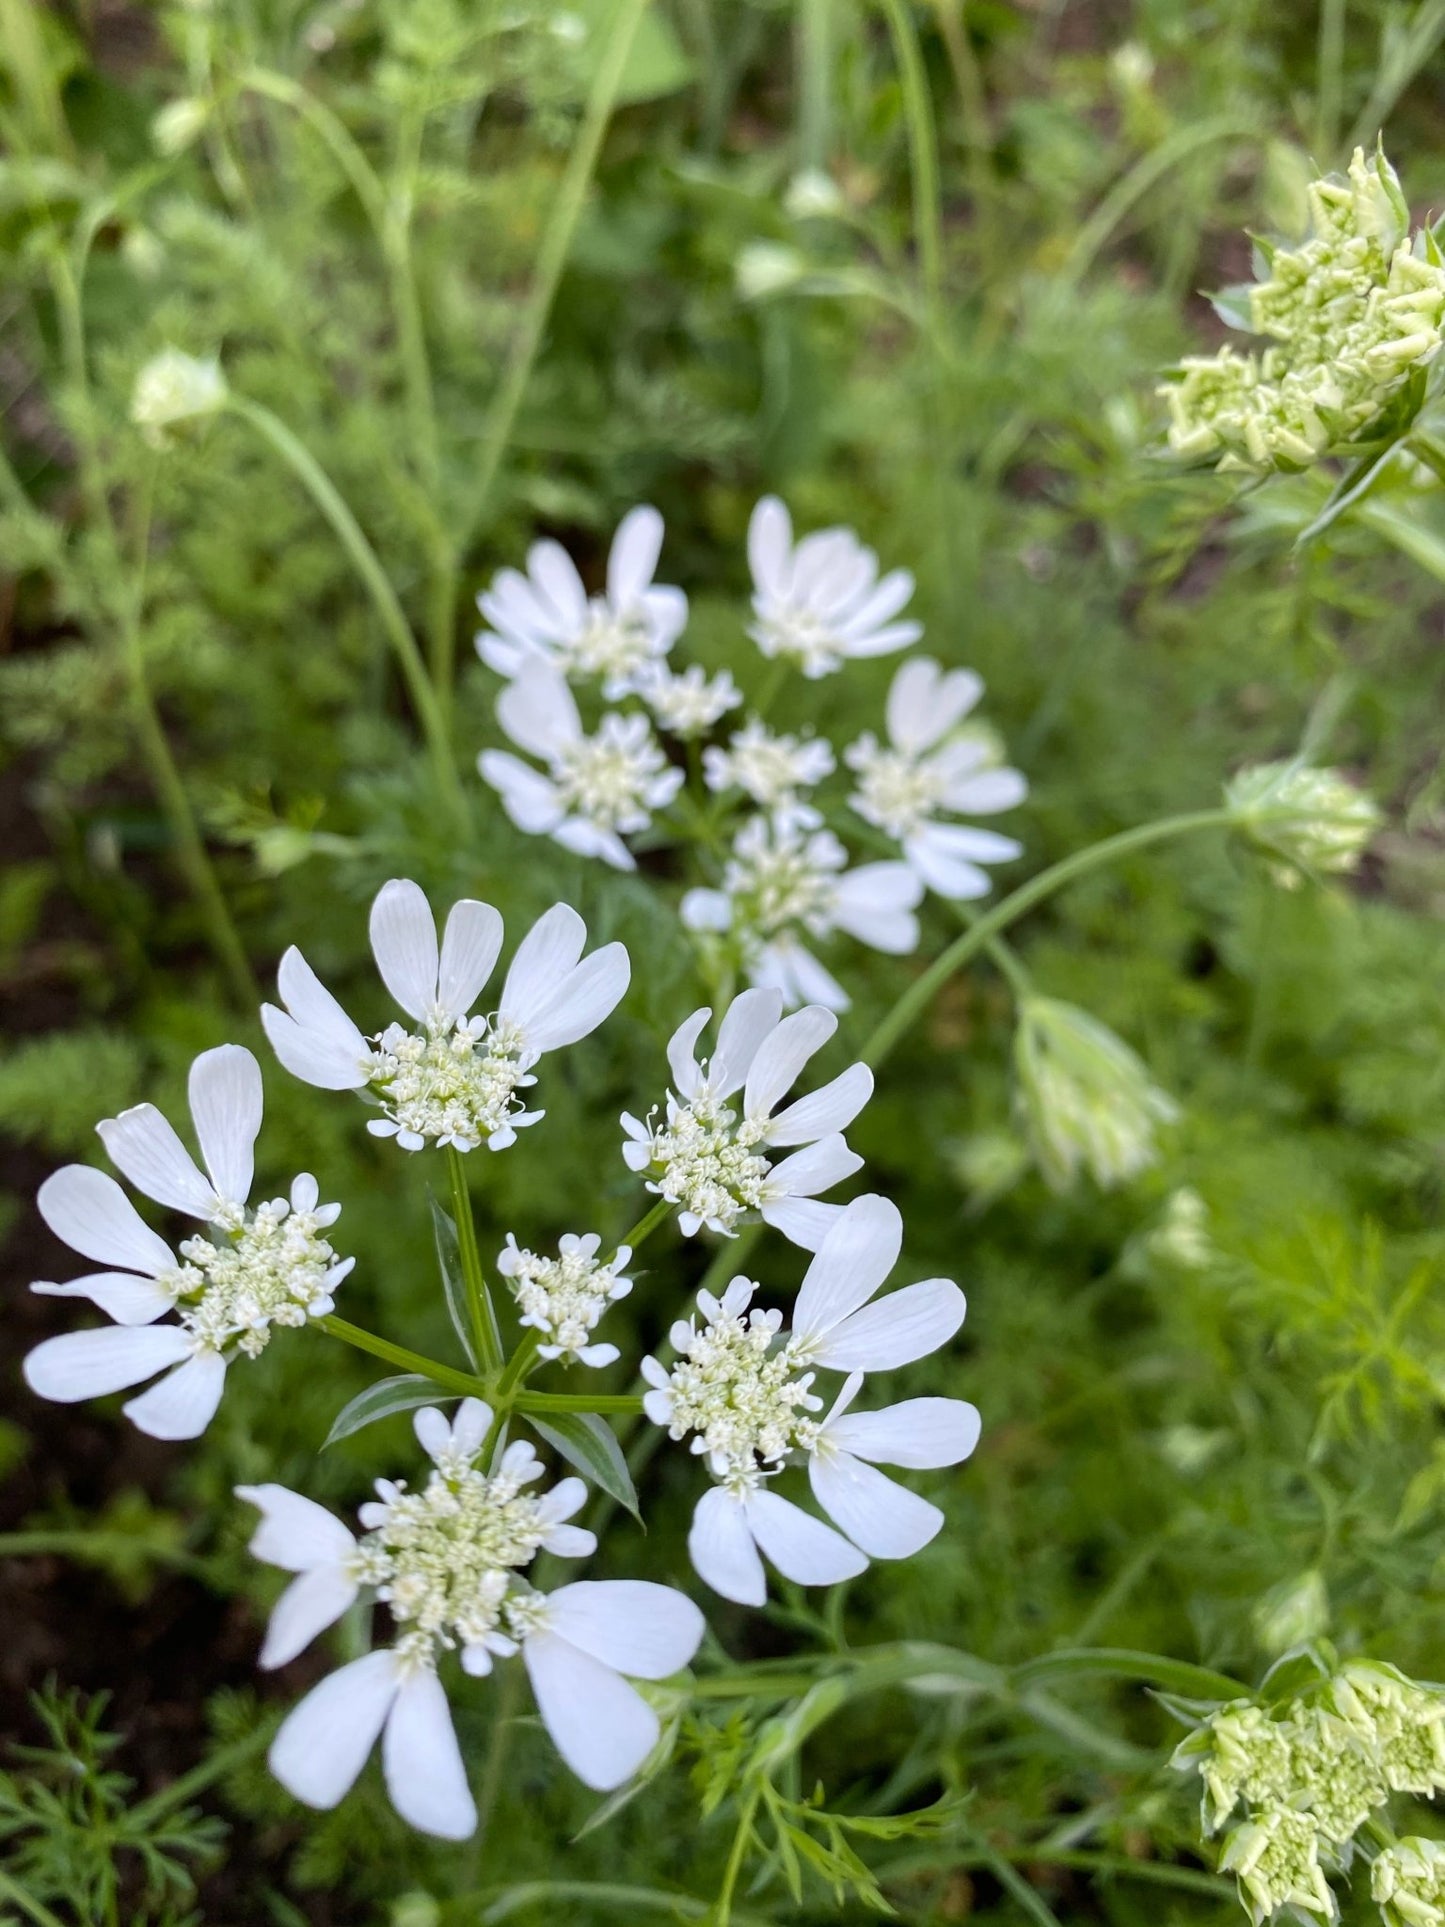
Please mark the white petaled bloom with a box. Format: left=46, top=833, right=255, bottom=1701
left=1374, top=1838, right=1445, bottom=1927
left=1219, top=1809, right=1336, bottom=1926
left=642, top=1195, right=975, bottom=1605
left=238, top=1400, right=704, bottom=1836
left=480, top=658, right=684, bottom=871
left=746, top=495, right=922, bottom=678
left=846, top=658, right=1027, bottom=899
left=262, top=879, right=629, bottom=1153
left=24, top=1046, right=351, bottom=1441
left=620, top=987, right=873, bottom=1249
left=497, top=1232, right=633, bottom=1367
left=637, top=663, right=743, bottom=738
left=475, top=505, right=688, bottom=699
left=702, top=719, right=836, bottom=827
left=681, top=815, right=923, bottom=1012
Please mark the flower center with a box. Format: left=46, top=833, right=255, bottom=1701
left=644, top=1095, right=772, bottom=1233
left=563, top=603, right=656, bottom=684
left=660, top=1300, right=819, bottom=1474
left=553, top=721, right=667, bottom=830
left=368, top=1018, right=532, bottom=1151
left=725, top=834, right=841, bottom=938
left=503, top=1242, right=625, bottom=1357
left=168, top=1203, right=343, bottom=1358
left=755, top=606, right=842, bottom=675
left=849, top=744, right=948, bottom=837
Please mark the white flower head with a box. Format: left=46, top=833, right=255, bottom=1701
left=1224, top=760, right=1380, bottom=886
left=621, top=987, right=873, bottom=1248
left=497, top=1231, right=633, bottom=1367
left=642, top=1196, right=976, bottom=1604
left=1374, top=1838, right=1445, bottom=1927
left=238, top=1401, right=704, bottom=1835
left=637, top=662, right=743, bottom=738
left=262, top=879, right=629, bottom=1153
left=703, top=718, right=836, bottom=826
left=130, top=348, right=227, bottom=448
left=480, top=658, right=684, bottom=871
left=746, top=496, right=921, bottom=678
left=24, top=1046, right=351, bottom=1440
left=476, top=506, right=688, bottom=698
left=682, top=814, right=923, bottom=1012
left=847, top=658, right=1027, bottom=899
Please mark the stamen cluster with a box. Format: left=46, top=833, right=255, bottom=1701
left=636, top=1095, right=772, bottom=1236
left=552, top=714, right=675, bottom=833
left=719, top=817, right=844, bottom=940
left=498, top=1232, right=632, bottom=1362
left=845, top=738, right=951, bottom=839
left=367, top=1017, right=536, bottom=1152
left=170, top=1187, right=345, bottom=1358
left=655, top=1284, right=820, bottom=1480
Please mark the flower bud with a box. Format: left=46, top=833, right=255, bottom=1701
left=735, top=242, right=807, bottom=301
left=1220, top=1809, right=1336, bottom=1926
left=129, top=349, right=228, bottom=449
left=1374, top=1839, right=1445, bottom=1927
left=1012, top=996, right=1178, bottom=1191
left=1252, top=1569, right=1329, bottom=1656
left=1224, top=761, right=1380, bottom=885
left=151, top=97, right=210, bottom=158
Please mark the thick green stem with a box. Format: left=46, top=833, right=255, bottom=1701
left=319, top=1314, right=489, bottom=1398
left=862, top=809, right=1232, bottom=1069
left=225, top=394, right=462, bottom=813
left=514, top=1391, right=645, bottom=1415
left=617, top=1196, right=672, bottom=1255
left=446, top=1144, right=504, bottom=1374
left=878, top=0, right=943, bottom=319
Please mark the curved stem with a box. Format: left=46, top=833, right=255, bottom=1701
left=319, top=1314, right=490, bottom=1398
left=225, top=394, right=462, bottom=814
left=861, top=809, right=1232, bottom=1070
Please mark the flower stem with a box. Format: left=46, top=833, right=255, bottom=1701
left=862, top=808, right=1233, bottom=1070
left=514, top=1391, right=645, bottom=1415
left=319, top=1314, right=489, bottom=1399
left=616, top=1195, right=672, bottom=1256
left=225, top=393, right=462, bottom=816
left=446, top=1144, right=504, bottom=1375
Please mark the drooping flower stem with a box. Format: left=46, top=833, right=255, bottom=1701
left=862, top=808, right=1234, bottom=1069
left=445, top=1145, right=504, bottom=1375
left=224, top=394, right=463, bottom=816
left=318, top=1313, right=489, bottom=1399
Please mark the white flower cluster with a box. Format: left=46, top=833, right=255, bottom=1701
left=1162, top=146, right=1445, bottom=471
left=24, top=1045, right=352, bottom=1441
left=476, top=499, right=1027, bottom=1010
left=1225, top=760, right=1381, bottom=887
left=1012, top=995, right=1179, bottom=1192
left=1174, top=1659, right=1445, bottom=1924
left=240, top=1400, right=704, bottom=1837
left=1374, top=1838, right=1445, bottom=1927
left=643, top=1194, right=979, bottom=1604
left=498, top=1231, right=633, bottom=1367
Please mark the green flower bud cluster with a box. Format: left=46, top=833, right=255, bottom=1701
left=1012, top=995, right=1178, bottom=1192
left=1173, top=1658, right=1445, bottom=1925
left=1161, top=146, right=1445, bottom=471
left=1224, top=761, right=1381, bottom=886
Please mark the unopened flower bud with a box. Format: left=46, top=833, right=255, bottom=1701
left=736, top=242, right=807, bottom=301
left=130, top=349, right=227, bottom=449
left=1225, top=761, right=1380, bottom=885
left=1374, top=1838, right=1445, bottom=1927
left=151, top=97, right=210, bottom=157
left=1013, top=996, right=1178, bottom=1191
left=1220, top=1809, right=1336, bottom=1925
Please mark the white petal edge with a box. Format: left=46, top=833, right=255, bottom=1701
left=689, top=1487, right=766, bottom=1605
left=269, top=1650, right=401, bottom=1812
left=743, top=1488, right=868, bottom=1586
left=96, top=1105, right=215, bottom=1219
left=791, top=1194, right=902, bottom=1348
left=369, top=879, right=440, bottom=1023
left=383, top=1666, right=477, bottom=1839
left=810, top=1277, right=967, bottom=1372
left=235, top=1483, right=359, bottom=1571
left=524, top=1630, right=660, bottom=1791
left=544, top=1581, right=705, bottom=1679
left=24, top=1323, right=193, bottom=1403
left=123, top=1350, right=227, bottom=1439
left=37, top=1166, right=175, bottom=1277
left=259, top=1564, right=360, bottom=1669
left=437, top=899, right=504, bottom=1024
left=809, top=1450, right=944, bottom=1560
left=188, top=1044, right=263, bottom=1206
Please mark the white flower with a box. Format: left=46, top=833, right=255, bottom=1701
left=620, top=987, right=873, bottom=1248
left=497, top=1232, right=633, bottom=1367
left=702, top=719, right=836, bottom=826
left=475, top=506, right=687, bottom=698
left=238, top=1400, right=704, bottom=1835
left=746, top=496, right=921, bottom=678
left=480, top=658, right=684, bottom=870
left=24, top=1046, right=350, bottom=1440
left=1374, top=1838, right=1445, bottom=1927
left=681, top=815, right=923, bottom=1011
left=846, top=658, right=1027, bottom=898
left=643, top=1196, right=975, bottom=1605
left=262, top=879, right=629, bottom=1152
left=636, top=662, right=743, bottom=738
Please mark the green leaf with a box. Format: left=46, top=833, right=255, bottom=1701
left=323, top=1374, right=452, bottom=1449
left=526, top=1411, right=641, bottom=1522
left=430, top=1195, right=485, bottom=1371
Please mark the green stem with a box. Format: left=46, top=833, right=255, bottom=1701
left=0, top=1872, right=68, bottom=1927
left=878, top=0, right=943, bottom=318
left=446, top=1144, right=504, bottom=1374
left=0, top=1531, right=208, bottom=1578
left=617, top=1196, right=672, bottom=1255
left=715, top=1781, right=763, bottom=1927
left=319, top=1314, right=489, bottom=1398
left=459, top=0, right=651, bottom=558
left=1063, top=117, right=1261, bottom=288
left=225, top=393, right=462, bottom=814
left=861, top=808, right=1233, bottom=1070
left=514, top=1391, right=645, bottom=1415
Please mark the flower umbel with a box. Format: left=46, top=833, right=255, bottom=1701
left=747, top=496, right=921, bottom=676
left=1013, top=995, right=1179, bottom=1191
left=1225, top=761, right=1380, bottom=885
left=497, top=1232, right=633, bottom=1367
left=1374, top=1839, right=1445, bottom=1927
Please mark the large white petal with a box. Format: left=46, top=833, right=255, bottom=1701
left=259, top=1565, right=360, bottom=1669
left=751, top=940, right=849, bottom=1014
left=498, top=903, right=586, bottom=1030
left=524, top=1630, right=659, bottom=1791
left=478, top=752, right=566, bottom=833
left=369, top=880, right=440, bottom=1023
left=383, top=1667, right=477, bottom=1839
left=764, top=1134, right=862, bottom=1202
left=832, top=864, right=923, bottom=954
left=37, top=1166, right=174, bottom=1276
left=437, top=899, right=504, bottom=1023
left=747, top=495, right=794, bottom=599
left=809, top=1451, right=943, bottom=1560
left=123, top=1351, right=227, bottom=1439
left=666, top=1007, right=712, bottom=1101
left=837, top=569, right=917, bottom=643
left=791, top=1194, right=901, bottom=1346
left=828, top=1397, right=982, bottom=1469
left=766, top=1063, right=873, bottom=1146
left=608, top=504, right=663, bottom=607
left=269, top=1650, right=400, bottom=1811
left=886, top=659, right=981, bottom=754
left=902, top=833, right=991, bottom=902
left=517, top=943, right=630, bottom=1054
left=265, top=949, right=370, bottom=1089
left=759, top=1196, right=841, bottom=1251
left=235, top=1483, right=358, bottom=1571
left=497, top=659, right=581, bottom=761
left=544, top=1581, right=704, bottom=1680
left=32, top=1271, right=173, bottom=1325
left=527, top=539, right=588, bottom=630
left=679, top=888, right=732, bottom=934
left=743, top=1488, right=868, bottom=1586
left=188, top=1045, right=262, bottom=1207
left=689, top=1486, right=767, bottom=1605
left=946, top=769, right=1028, bottom=816
left=24, top=1323, right=192, bottom=1403
left=840, top=619, right=922, bottom=659
left=96, top=1105, right=215, bottom=1219
left=709, top=987, right=784, bottom=1098
left=743, top=1005, right=835, bottom=1122
left=810, top=1278, right=967, bottom=1372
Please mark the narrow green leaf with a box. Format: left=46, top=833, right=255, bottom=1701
left=430, top=1194, right=484, bottom=1370
left=323, top=1374, right=451, bottom=1448
left=527, top=1410, right=641, bottom=1522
